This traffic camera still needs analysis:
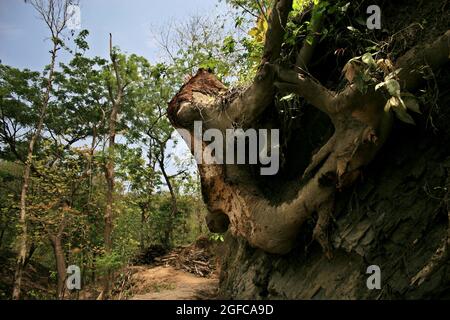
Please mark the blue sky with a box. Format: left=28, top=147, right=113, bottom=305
left=0, top=0, right=226, bottom=70
left=0, top=0, right=231, bottom=178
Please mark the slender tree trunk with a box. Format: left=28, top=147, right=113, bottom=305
left=101, top=95, right=116, bottom=299
left=158, top=150, right=178, bottom=248
left=100, top=33, right=123, bottom=299
left=140, top=207, right=146, bottom=252
left=87, top=124, right=98, bottom=203
left=197, top=207, right=204, bottom=235
left=50, top=209, right=67, bottom=299
left=104, top=131, right=116, bottom=256
left=104, top=150, right=115, bottom=256
left=23, top=242, right=36, bottom=268
left=50, top=235, right=67, bottom=299
left=12, top=43, right=58, bottom=300
left=0, top=227, right=5, bottom=249
left=139, top=151, right=156, bottom=252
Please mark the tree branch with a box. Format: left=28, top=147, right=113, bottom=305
left=397, top=30, right=450, bottom=91
left=109, top=33, right=123, bottom=104
left=272, top=65, right=336, bottom=114
left=295, top=3, right=324, bottom=70
left=262, top=0, right=293, bottom=63
left=222, top=0, right=294, bottom=127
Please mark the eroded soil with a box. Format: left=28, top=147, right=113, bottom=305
left=129, top=265, right=218, bottom=300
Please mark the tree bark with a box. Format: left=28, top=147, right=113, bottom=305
left=12, top=39, right=59, bottom=301
left=140, top=206, right=146, bottom=252
left=99, top=33, right=124, bottom=299
left=12, top=0, right=73, bottom=300
left=49, top=211, right=67, bottom=299
left=50, top=237, right=67, bottom=299
left=23, top=242, right=36, bottom=268
left=157, top=140, right=178, bottom=248
left=0, top=227, right=5, bottom=249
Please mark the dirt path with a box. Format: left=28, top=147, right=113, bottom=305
left=129, top=265, right=218, bottom=300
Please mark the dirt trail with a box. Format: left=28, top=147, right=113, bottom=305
left=129, top=265, right=218, bottom=300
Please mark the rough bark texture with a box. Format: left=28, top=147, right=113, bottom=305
left=50, top=233, right=66, bottom=299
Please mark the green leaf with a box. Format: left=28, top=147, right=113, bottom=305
left=292, top=0, right=302, bottom=10
left=393, top=105, right=416, bottom=125
left=280, top=93, right=295, bottom=101
left=354, top=73, right=367, bottom=93
left=385, top=79, right=401, bottom=97
left=340, top=2, right=350, bottom=13
left=293, top=0, right=316, bottom=11
left=402, top=94, right=421, bottom=114
left=355, top=16, right=366, bottom=26
left=362, top=53, right=376, bottom=68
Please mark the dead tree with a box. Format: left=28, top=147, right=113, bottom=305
left=168, top=0, right=450, bottom=258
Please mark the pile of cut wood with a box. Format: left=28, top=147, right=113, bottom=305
left=153, top=238, right=216, bottom=277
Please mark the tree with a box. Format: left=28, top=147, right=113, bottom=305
left=1, top=4, right=212, bottom=298
left=167, top=0, right=450, bottom=297
left=121, top=56, right=191, bottom=249
left=27, top=144, right=92, bottom=299
left=0, top=65, right=41, bottom=162
left=98, top=34, right=148, bottom=299
left=12, top=0, right=76, bottom=300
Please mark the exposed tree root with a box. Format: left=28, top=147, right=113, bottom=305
left=411, top=211, right=450, bottom=286
left=167, top=0, right=450, bottom=257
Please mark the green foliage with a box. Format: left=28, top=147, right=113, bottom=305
left=248, top=12, right=268, bottom=44
left=0, top=161, right=22, bottom=251
left=0, top=5, right=291, bottom=298
left=209, top=233, right=225, bottom=242
left=373, top=64, right=420, bottom=125
left=0, top=9, right=219, bottom=299
left=95, top=251, right=124, bottom=275
left=293, top=0, right=319, bottom=11
left=342, top=51, right=420, bottom=125
left=0, top=65, right=42, bottom=160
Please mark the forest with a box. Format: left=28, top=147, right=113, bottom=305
left=0, top=0, right=449, bottom=300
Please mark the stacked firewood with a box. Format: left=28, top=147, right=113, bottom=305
left=111, top=268, right=135, bottom=300
left=153, top=239, right=216, bottom=277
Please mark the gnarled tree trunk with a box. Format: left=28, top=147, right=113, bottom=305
left=168, top=0, right=450, bottom=298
